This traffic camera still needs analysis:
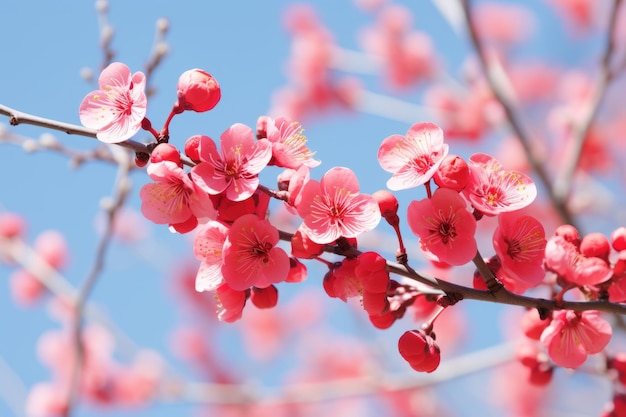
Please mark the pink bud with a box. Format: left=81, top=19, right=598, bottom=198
left=433, top=154, right=469, bottom=192
left=250, top=285, right=278, bottom=309
left=554, top=224, right=580, bottom=246
left=372, top=190, right=399, bottom=226
left=612, top=227, right=626, bottom=252
left=177, top=69, right=221, bottom=112
left=398, top=329, right=441, bottom=373
left=0, top=212, right=26, bottom=239
left=150, top=143, right=181, bottom=165
left=184, top=135, right=203, bottom=163
left=580, top=232, right=611, bottom=262
left=291, top=229, right=324, bottom=259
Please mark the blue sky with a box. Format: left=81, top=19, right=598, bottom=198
left=0, top=1, right=617, bottom=417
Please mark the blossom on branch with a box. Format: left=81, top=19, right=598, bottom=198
left=493, top=211, right=546, bottom=293
left=463, top=153, right=537, bottom=215
left=407, top=187, right=477, bottom=266
left=540, top=310, right=612, bottom=369
left=222, top=214, right=290, bottom=291
left=262, top=116, right=321, bottom=169
left=79, top=62, right=147, bottom=143
left=139, top=161, right=216, bottom=229
left=193, top=220, right=229, bottom=292
left=191, top=124, right=272, bottom=201
left=378, top=122, right=449, bottom=190
left=296, top=167, right=381, bottom=244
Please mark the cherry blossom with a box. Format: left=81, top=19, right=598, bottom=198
left=193, top=220, right=229, bottom=292
left=492, top=211, right=546, bottom=294
left=176, top=69, right=221, bottom=112
left=407, top=187, right=477, bottom=266
left=463, top=153, right=537, bottom=215
left=191, top=124, right=272, bottom=201
left=79, top=62, right=147, bottom=143
left=140, top=161, right=216, bottom=228
left=296, top=167, right=381, bottom=244
left=262, top=116, right=320, bottom=169
left=540, top=310, right=612, bottom=369
left=221, top=214, right=290, bottom=291
left=377, top=122, right=449, bottom=190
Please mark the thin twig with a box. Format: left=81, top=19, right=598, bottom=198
left=459, top=0, right=576, bottom=228
left=65, top=160, right=132, bottom=416
left=552, top=0, right=624, bottom=204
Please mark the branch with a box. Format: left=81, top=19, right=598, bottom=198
left=0, top=103, right=150, bottom=154
left=459, top=0, right=576, bottom=228
left=552, top=0, right=624, bottom=203
left=66, top=160, right=132, bottom=417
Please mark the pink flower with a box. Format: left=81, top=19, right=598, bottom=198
left=191, top=124, right=272, bottom=201
left=540, top=310, right=612, bottom=368
left=463, top=153, right=537, bottom=215
left=407, top=188, right=477, bottom=266
left=398, top=329, right=441, bottom=373
left=222, top=214, right=290, bottom=291
left=193, top=220, right=229, bottom=292
left=296, top=167, right=381, bottom=244
left=140, top=161, right=216, bottom=228
left=378, top=122, right=449, bottom=190
left=79, top=62, right=147, bottom=143
left=264, top=116, right=320, bottom=169
left=492, top=211, right=546, bottom=293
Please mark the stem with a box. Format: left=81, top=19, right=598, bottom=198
left=459, top=0, right=576, bottom=228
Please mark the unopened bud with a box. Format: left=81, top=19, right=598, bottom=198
left=177, top=69, right=221, bottom=113
left=433, top=154, right=469, bottom=192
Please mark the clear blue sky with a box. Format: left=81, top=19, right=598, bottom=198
left=0, top=1, right=614, bottom=417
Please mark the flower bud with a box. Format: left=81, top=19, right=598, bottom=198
left=150, top=143, right=181, bottom=165
left=250, top=285, right=279, bottom=309
left=433, top=154, right=469, bottom=192
left=372, top=190, right=399, bottom=227
left=554, top=224, right=580, bottom=246
left=612, top=227, right=626, bottom=252
left=176, top=69, right=221, bottom=112
left=398, top=329, right=441, bottom=373
left=580, top=232, right=611, bottom=262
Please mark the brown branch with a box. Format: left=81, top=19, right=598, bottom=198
left=65, top=162, right=132, bottom=417
left=552, top=0, right=624, bottom=204
left=0, top=103, right=150, bottom=154
left=459, top=0, right=576, bottom=228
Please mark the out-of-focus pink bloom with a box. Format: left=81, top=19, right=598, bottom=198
left=612, top=227, right=626, bottom=251
left=521, top=308, right=552, bottom=341
left=290, top=228, right=325, bottom=259
left=0, top=212, right=26, bottom=239
left=540, top=310, right=612, bottom=368
left=474, top=2, right=535, bottom=44
left=215, top=283, right=247, bottom=322
left=176, top=69, right=221, bottom=112
left=398, top=329, right=440, bottom=373
left=548, top=0, right=596, bottom=30
left=358, top=4, right=436, bottom=88
left=34, top=230, right=69, bottom=270
left=140, top=161, right=216, bottom=228
left=378, top=122, right=449, bottom=190
left=222, top=214, right=290, bottom=291
left=579, top=232, right=610, bottom=262
left=95, top=207, right=149, bottom=243
left=79, top=62, right=147, bottom=143
left=191, top=124, right=272, bottom=201
left=263, top=116, right=320, bottom=169
left=493, top=212, right=546, bottom=294
left=193, top=220, right=229, bottom=292
left=544, top=235, right=578, bottom=278
left=9, top=269, right=46, bottom=306
left=571, top=256, right=612, bottom=287
left=296, top=167, right=381, bottom=244
left=407, top=188, right=477, bottom=266
left=26, top=382, right=69, bottom=417
left=112, top=350, right=163, bottom=405
left=463, top=153, right=537, bottom=215
left=424, top=81, right=501, bottom=141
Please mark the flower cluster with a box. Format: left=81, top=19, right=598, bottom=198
left=77, top=62, right=621, bottom=378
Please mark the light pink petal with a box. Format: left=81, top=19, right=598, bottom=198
left=190, top=162, right=226, bottom=195
left=196, top=261, right=225, bottom=292
left=98, top=62, right=132, bottom=88
left=580, top=311, right=612, bottom=354
left=320, top=166, right=360, bottom=194
left=243, top=138, right=273, bottom=175
left=139, top=183, right=191, bottom=224
left=220, top=123, right=256, bottom=151
left=197, top=135, right=220, bottom=164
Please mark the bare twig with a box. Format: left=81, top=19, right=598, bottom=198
left=65, top=160, right=132, bottom=416
left=552, top=0, right=625, bottom=204
left=459, top=0, right=576, bottom=228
